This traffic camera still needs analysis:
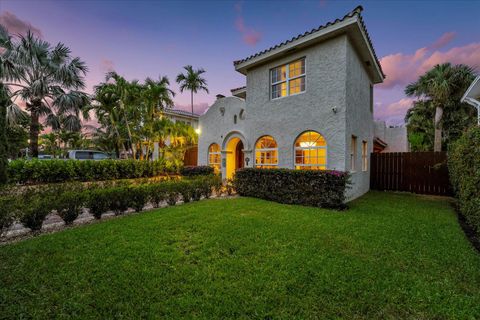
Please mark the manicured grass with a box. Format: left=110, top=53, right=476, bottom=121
left=1, top=192, right=480, bottom=319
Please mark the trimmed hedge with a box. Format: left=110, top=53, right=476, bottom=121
left=7, top=159, right=176, bottom=184
left=180, top=165, right=214, bottom=176
left=233, top=168, right=350, bottom=209
left=0, top=175, right=223, bottom=234
left=448, top=126, right=480, bottom=237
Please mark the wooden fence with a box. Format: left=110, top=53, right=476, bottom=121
left=370, top=152, right=452, bottom=196
left=183, top=145, right=198, bottom=166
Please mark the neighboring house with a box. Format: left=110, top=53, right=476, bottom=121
left=461, top=75, right=480, bottom=126
left=162, top=108, right=200, bottom=130
left=373, top=121, right=409, bottom=153
left=198, top=6, right=385, bottom=200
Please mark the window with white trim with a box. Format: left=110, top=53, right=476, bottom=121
left=271, top=58, right=305, bottom=99
left=350, top=135, right=357, bottom=172
left=294, top=131, right=327, bottom=170
left=208, top=143, right=221, bottom=173
left=362, top=140, right=368, bottom=171
left=255, top=136, right=278, bottom=168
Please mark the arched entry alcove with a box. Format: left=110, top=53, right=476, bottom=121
left=222, top=132, right=248, bottom=179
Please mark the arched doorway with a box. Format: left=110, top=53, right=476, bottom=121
left=225, top=137, right=244, bottom=179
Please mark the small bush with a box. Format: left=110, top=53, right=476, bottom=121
left=129, top=185, right=149, bottom=212
left=165, top=182, right=179, bottom=206
left=54, top=185, right=87, bottom=225
left=180, top=165, right=214, bottom=177
left=7, top=159, right=175, bottom=185
left=147, top=183, right=167, bottom=208
left=86, top=188, right=111, bottom=219
left=19, top=189, right=53, bottom=231
left=178, top=180, right=193, bottom=203
left=448, top=126, right=480, bottom=236
left=106, top=186, right=131, bottom=215
left=0, top=196, right=17, bottom=236
left=234, top=168, right=350, bottom=209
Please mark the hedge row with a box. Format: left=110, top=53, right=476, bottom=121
left=180, top=165, right=214, bottom=176
left=448, top=126, right=480, bottom=237
left=7, top=159, right=179, bottom=184
left=0, top=176, right=222, bottom=235
left=233, top=168, right=350, bottom=209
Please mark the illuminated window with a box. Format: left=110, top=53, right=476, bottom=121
left=208, top=143, right=221, bottom=173
left=362, top=141, right=368, bottom=171
left=255, top=136, right=278, bottom=168
left=294, top=131, right=327, bottom=170
left=350, top=136, right=357, bottom=171
left=271, top=58, right=305, bottom=99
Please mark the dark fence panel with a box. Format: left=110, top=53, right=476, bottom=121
left=370, top=152, right=451, bottom=196
left=183, top=145, right=198, bottom=166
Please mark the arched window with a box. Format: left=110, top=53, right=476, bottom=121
left=208, top=143, right=221, bottom=173
left=255, top=136, right=278, bottom=168
left=294, top=131, right=327, bottom=170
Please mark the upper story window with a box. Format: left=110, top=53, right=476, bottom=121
left=271, top=58, right=305, bottom=100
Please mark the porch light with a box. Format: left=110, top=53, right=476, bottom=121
left=195, top=128, right=201, bottom=135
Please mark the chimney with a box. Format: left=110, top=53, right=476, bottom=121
left=216, top=94, right=225, bottom=100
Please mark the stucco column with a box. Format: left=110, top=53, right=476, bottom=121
left=153, top=142, right=159, bottom=160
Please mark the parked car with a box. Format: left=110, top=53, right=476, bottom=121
left=67, top=150, right=111, bottom=160
left=38, top=154, right=54, bottom=160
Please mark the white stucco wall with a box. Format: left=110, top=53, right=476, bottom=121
left=345, top=38, right=374, bottom=200
left=374, top=121, right=409, bottom=152
left=199, top=35, right=375, bottom=201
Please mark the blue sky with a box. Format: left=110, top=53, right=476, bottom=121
left=1, top=0, right=479, bottom=124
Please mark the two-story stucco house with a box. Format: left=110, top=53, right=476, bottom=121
left=198, top=6, right=385, bottom=200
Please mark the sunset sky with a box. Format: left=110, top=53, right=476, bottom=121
left=1, top=0, right=479, bottom=125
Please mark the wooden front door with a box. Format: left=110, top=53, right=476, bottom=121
left=235, top=141, right=244, bottom=170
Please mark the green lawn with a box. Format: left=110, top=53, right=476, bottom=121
left=1, top=192, right=480, bottom=319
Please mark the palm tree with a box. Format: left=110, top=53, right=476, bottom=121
left=0, top=28, right=89, bottom=157
left=405, top=63, right=475, bottom=151
left=176, top=65, right=209, bottom=115
left=143, top=76, right=175, bottom=119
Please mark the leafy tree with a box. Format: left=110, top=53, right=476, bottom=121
left=405, top=63, right=475, bottom=151
left=176, top=65, right=209, bottom=115
left=6, top=118, right=29, bottom=159
left=0, top=27, right=89, bottom=157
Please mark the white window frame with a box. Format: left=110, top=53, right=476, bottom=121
left=350, top=135, right=357, bottom=172
left=294, top=132, right=328, bottom=170
left=271, top=58, right=306, bottom=100
left=208, top=144, right=221, bottom=170
left=362, top=140, right=368, bottom=171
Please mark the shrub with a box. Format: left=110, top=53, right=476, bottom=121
left=86, top=188, right=111, bottom=219
left=7, top=159, right=175, bottom=185
left=147, top=183, right=168, bottom=208
left=233, top=168, right=350, bottom=209
left=19, top=188, right=53, bottom=232
left=54, top=184, right=87, bottom=225
left=106, top=185, right=131, bottom=215
left=180, top=165, right=214, bottom=177
left=165, top=182, right=179, bottom=206
left=0, top=196, right=17, bottom=236
left=129, top=185, right=149, bottom=212
left=448, top=126, right=480, bottom=236
left=178, top=180, right=193, bottom=203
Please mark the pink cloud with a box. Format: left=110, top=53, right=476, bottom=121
left=0, top=11, right=42, bottom=37
left=375, top=97, right=416, bottom=125
left=234, top=2, right=262, bottom=46
left=100, top=59, right=115, bottom=73
left=174, top=102, right=209, bottom=115
left=379, top=33, right=479, bottom=89
left=428, top=31, right=456, bottom=51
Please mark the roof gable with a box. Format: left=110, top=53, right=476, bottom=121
left=233, top=6, right=385, bottom=84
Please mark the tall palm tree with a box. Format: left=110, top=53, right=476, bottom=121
left=0, top=28, right=89, bottom=157
left=143, top=76, right=175, bottom=119
left=405, top=63, right=475, bottom=151
left=176, top=65, right=209, bottom=115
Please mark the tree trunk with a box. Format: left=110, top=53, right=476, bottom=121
left=30, top=108, right=40, bottom=158
left=191, top=90, right=194, bottom=115
left=120, top=101, right=135, bottom=159
left=0, top=84, right=8, bottom=184
left=433, top=106, right=443, bottom=152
